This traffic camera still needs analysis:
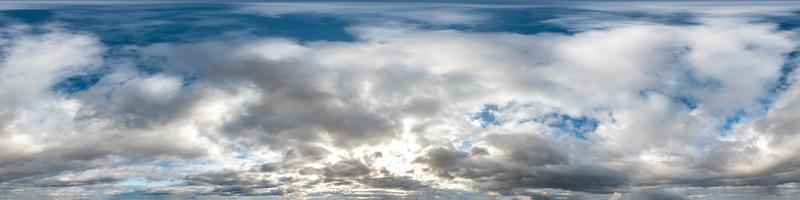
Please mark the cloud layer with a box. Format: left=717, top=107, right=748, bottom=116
left=1, top=1, right=800, bottom=199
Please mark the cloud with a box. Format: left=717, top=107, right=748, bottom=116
left=413, top=140, right=629, bottom=194
left=240, top=2, right=493, bottom=26
left=0, top=26, right=221, bottom=189
left=1, top=2, right=800, bottom=199
left=624, top=188, right=688, bottom=200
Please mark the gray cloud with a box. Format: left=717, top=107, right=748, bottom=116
left=414, top=140, right=629, bottom=194
left=358, top=177, right=428, bottom=191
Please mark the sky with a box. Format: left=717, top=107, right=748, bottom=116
left=0, top=1, right=800, bottom=199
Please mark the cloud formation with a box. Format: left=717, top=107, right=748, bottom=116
left=1, top=1, right=800, bottom=199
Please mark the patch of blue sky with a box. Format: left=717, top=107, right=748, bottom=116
left=155, top=160, right=173, bottom=169
left=638, top=73, right=720, bottom=111
left=518, top=111, right=599, bottom=140
left=0, top=2, right=709, bottom=47
left=401, top=6, right=698, bottom=35
left=768, top=50, right=799, bottom=96
left=761, top=11, right=800, bottom=31
left=678, top=96, right=698, bottom=111
left=471, top=104, right=500, bottom=128
left=541, top=113, right=599, bottom=140
left=118, top=176, right=185, bottom=187
left=718, top=109, right=747, bottom=136
left=755, top=55, right=795, bottom=111
left=636, top=89, right=754, bottom=137
left=51, top=52, right=204, bottom=96
left=729, top=50, right=800, bottom=133
left=236, top=151, right=250, bottom=160
left=51, top=72, right=104, bottom=95
left=0, top=9, right=52, bottom=24
left=455, top=139, right=473, bottom=151
left=135, top=64, right=162, bottom=75
left=417, top=8, right=577, bottom=35
left=609, top=10, right=698, bottom=25
left=150, top=159, right=215, bottom=174
left=50, top=65, right=184, bottom=96
left=0, top=4, right=355, bottom=46
left=181, top=75, right=197, bottom=87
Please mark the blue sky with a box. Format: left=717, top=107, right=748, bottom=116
left=1, top=1, right=800, bottom=199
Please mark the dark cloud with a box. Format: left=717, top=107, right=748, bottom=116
left=324, top=159, right=372, bottom=179
left=358, top=177, right=428, bottom=191
left=0, top=132, right=206, bottom=184
left=139, top=42, right=405, bottom=149
left=75, top=76, right=203, bottom=129
left=487, top=134, right=568, bottom=166
left=415, top=134, right=629, bottom=193
left=469, top=147, right=489, bottom=156
left=259, top=163, right=278, bottom=172
left=185, top=170, right=287, bottom=196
